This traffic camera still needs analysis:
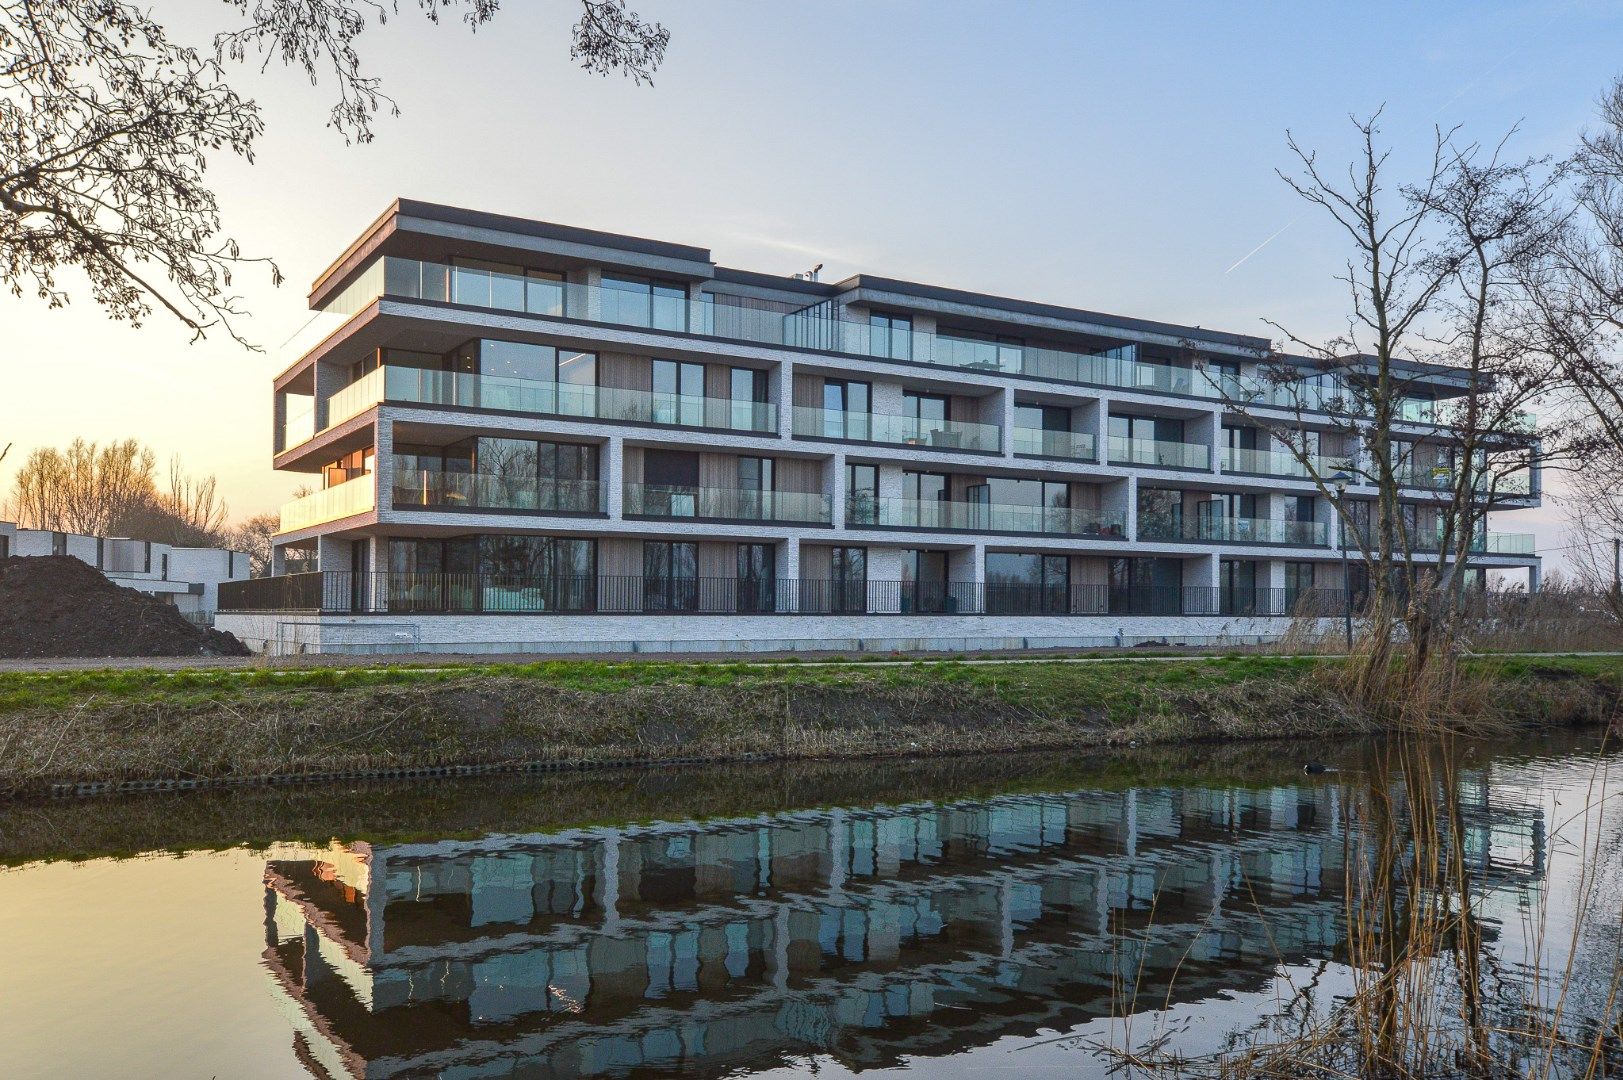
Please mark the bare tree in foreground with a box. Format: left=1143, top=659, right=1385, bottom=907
left=1221, top=113, right=1571, bottom=706
left=0, top=0, right=669, bottom=344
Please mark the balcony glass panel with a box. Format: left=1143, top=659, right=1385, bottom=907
left=279, top=473, right=375, bottom=532
left=623, top=484, right=831, bottom=524
left=1222, top=446, right=1351, bottom=478
left=870, top=497, right=1127, bottom=537
left=281, top=397, right=315, bottom=449
left=372, top=367, right=775, bottom=433
left=1107, top=436, right=1211, bottom=470
left=318, top=255, right=1509, bottom=436
left=391, top=468, right=603, bottom=513
left=1013, top=428, right=1097, bottom=460
left=1139, top=516, right=1327, bottom=546
left=790, top=406, right=999, bottom=452
left=320, top=367, right=385, bottom=429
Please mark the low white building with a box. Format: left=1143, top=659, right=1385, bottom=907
left=0, top=521, right=252, bottom=616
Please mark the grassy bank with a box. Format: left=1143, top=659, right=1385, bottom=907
left=0, top=654, right=1617, bottom=799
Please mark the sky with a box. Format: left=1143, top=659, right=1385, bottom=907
left=3, top=0, right=1620, bottom=571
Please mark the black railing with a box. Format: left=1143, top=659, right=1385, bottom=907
left=220, top=574, right=1354, bottom=619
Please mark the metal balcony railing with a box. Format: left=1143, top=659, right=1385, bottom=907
left=219, top=572, right=1354, bottom=619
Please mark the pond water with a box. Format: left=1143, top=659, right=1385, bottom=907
left=0, top=731, right=1618, bottom=1079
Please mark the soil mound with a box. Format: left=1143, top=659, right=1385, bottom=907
left=0, top=556, right=250, bottom=658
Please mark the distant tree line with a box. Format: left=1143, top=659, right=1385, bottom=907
left=4, top=437, right=277, bottom=574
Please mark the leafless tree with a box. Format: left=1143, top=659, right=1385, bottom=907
left=223, top=511, right=279, bottom=576
left=0, top=1, right=669, bottom=345
left=1218, top=113, right=1571, bottom=700
left=8, top=437, right=157, bottom=534
left=8, top=437, right=237, bottom=544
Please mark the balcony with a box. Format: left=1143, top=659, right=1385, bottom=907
left=790, top=406, right=1000, bottom=452
left=1107, top=436, right=1212, bottom=470
left=1338, top=524, right=1535, bottom=556
left=1012, top=428, right=1098, bottom=461
left=279, top=473, right=375, bottom=533
left=1394, top=468, right=1535, bottom=497
left=623, top=484, right=832, bottom=524
left=308, top=366, right=776, bottom=440
left=863, top=497, right=1127, bottom=538
left=391, top=468, right=603, bottom=514
left=1139, top=515, right=1329, bottom=546
left=1221, top=446, right=1352, bottom=479
left=317, top=255, right=1501, bottom=434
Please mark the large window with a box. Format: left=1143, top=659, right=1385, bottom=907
left=398, top=439, right=597, bottom=512
left=644, top=541, right=699, bottom=611
left=986, top=553, right=1070, bottom=614
left=901, top=550, right=950, bottom=613
left=1219, top=559, right=1260, bottom=614
left=829, top=546, right=868, bottom=613
left=823, top=379, right=871, bottom=439
left=479, top=535, right=595, bottom=611
left=1137, top=487, right=1183, bottom=538
left=1110, top=413, right=1184, bottom=443
left=730, top=367, right=769, bottom=431
left=869, top=312, right=912, bottom=360
left=902, top=390, right=949, bottom=425
left=386, top=536, right=594, bottom=612
left=653, top=359, right=707, bottom=426
left=1015, top=403, right=1070, bottom=433
left=846, top=463, right=878, bottom=524
left=1109, top=557, right=1183, bottom=615
left=432, top=340, right=597, bottom=415
left=641, top=450, right=700, bottom=516
left=738, top=543, right=776, bottom=613
left=602, top=276, right=688, bottom=331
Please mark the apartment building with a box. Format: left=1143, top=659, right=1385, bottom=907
left=0, top=520, right=251, bottom=616
left=215, top=199, right=1541, bottom=654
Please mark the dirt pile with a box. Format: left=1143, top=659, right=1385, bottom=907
left=0, top=556, right=250, bottom=658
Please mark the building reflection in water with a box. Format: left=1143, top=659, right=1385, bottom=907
left=261, top=774, right=1545, bottom=1079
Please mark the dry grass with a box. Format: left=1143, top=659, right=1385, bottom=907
left=1096, top=735, right=1623, bottom=1080
left=0, top=656, right=1616, bottom=799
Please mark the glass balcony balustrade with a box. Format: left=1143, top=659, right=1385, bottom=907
left=1393, top=467, right=1535, bottom=497
left=278, top=473, right=375, bottom=532
left=868, top=497, right=1127, bottom=538
left=1012, top=428, right=1098, bottom=461
left=1107, top=436, right=1212, bottom=470
left=1338, top=524, right=1537, bottom=555
left=311, top=366, right=775, bottom=436
left=1139, top=514, right=1329, bottom=546
left=280, top=398, right=315, bottom=451
left=391, top=466, right=603, bottom=514
left=622, top=484, right=831, bottom=524
left=308, top=253, right=1513, bottom=435
left=1221, top=446, right=1353, bottom=479
left=790, top=406, right=1000, bottom=452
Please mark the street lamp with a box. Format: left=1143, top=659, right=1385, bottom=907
left=1329, top=471, right=1354, bottom=652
